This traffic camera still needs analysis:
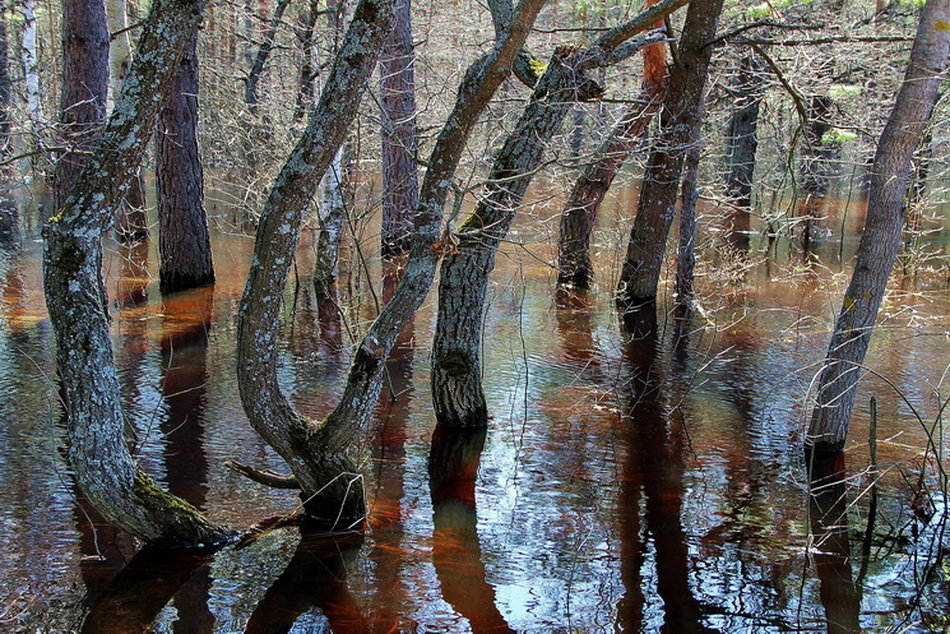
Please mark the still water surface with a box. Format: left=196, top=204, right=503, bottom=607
left=0, top=205, right=948, bottom=632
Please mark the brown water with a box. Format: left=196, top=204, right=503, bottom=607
left=0, top=195, right=948, bottom=632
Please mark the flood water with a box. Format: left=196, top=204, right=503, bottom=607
left=0, top=189, right=948, bottom=632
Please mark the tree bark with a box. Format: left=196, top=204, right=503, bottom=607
left=432, top=3, right=685, bottom=428
left=293, top=0, right=321, bottom=121
left=20, top=0, right=44, bottom=148
left=236, top=0, right=398, bottom=529
left=675, top=137, right=701, bottom=306
left=156, top=33, right=215, bottom=293
left=616, top=0, right=724, bottom=311
left=243, top=0, right=292, bottom=111
left=379, top=0, right=419, bottom=257
left=0, top=0, right=18, bottom=247
left=54, top=0, right=110, bottom=210
left=556, top=0, right=669, bottom=290
left=236, top=0, right=546, bottom=528
left=42, top=0, right=232, bottom=547
left=722, top=51, right=767, bottom=249
left=806, top=0, right=949, bottom=455
left=799, top=94, right=839, bottom=249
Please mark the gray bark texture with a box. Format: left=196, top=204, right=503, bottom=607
left=43, top=0, right=233, bottom=547
left=432, top=0, right=686, bottom=429
left=556, top=0, right=669, bottom=290
left=616, top=0, right=724, bottom=310
left=54, top=0, right=109, bottom=210
left=157, top=33, right=215, bottom=293
left=379, top=0, right=419, bottom=257
left=806, top=0, right=950, bottom=455
left=236, top=0, right=545, bottom=528
left=236, top=0, right=398, bottom=529
left=0, top=0, right=18, bottom=247
left=675, top=137, right=701, bottom=306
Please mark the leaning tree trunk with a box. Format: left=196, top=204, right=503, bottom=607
left=616, top=0, right=724, bottom=311
left=156, top=33, right=215, bottom=293
left=53, top=0, right=109, bottom=210
left=556, top=0, right=668, bottom=290
left=379, top=0, right=419, bottom=257
left=432, top=2, right=684, bottom=428
left=236, top=0, right=545, bottom=528
left=43, top=0, right=232, bottom=547
left=722, top=51, right=767, bottom=249
left=806, top=0, right=949, bottom=456
left=243, top=0, right=292, bottom=112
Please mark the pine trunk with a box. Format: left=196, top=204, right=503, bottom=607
left=806, top=0, right=950, bottom=455
left=379, top=0, right=419, bottom=257
left=156, top=33, right=215, bottom=293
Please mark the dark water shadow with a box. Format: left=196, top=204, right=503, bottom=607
left=554, top=287, right=603, bottom=378
left=244, top=531, right=368, bottom=633
left=79, top=546, right=212, bottom=634
left=429, top=425, right=515, bottom=634
left=617, top=306, right=711, bottom=632
left=808, top=454, right=861, bottom=634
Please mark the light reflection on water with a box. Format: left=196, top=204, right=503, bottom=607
left=0, top=206, right=947, bottom=631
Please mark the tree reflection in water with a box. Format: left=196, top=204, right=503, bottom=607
left=429, top=424, right=514, bottom=633
left=617, top=306, right=710, bottom=632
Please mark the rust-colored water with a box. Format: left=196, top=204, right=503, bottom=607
left=0, top=192, right=948, bottom=631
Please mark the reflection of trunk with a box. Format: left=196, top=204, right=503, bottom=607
left=808, top=455, right=861, bottom=634
left=556, top=0, right=668, bottom=290
left=807, top=0, right=949, bottom=455
left=42, top=0, right=231, bottom=547
left=429, top=426, right=514, bottom=633
left=617, top=306, right=707, bottom=631
left=433, top=9, right=677, bottom=428
left=236, top=0, right=544, bottom=526
left=54, top=0, right=109, bottom=211
left=157, top=34, right=215, bottom=294
left=244, top=533, right=368, bottom=633
left=554, top=288, right=602, bottom=376
left=80, top=547, right=211, bottom=634
left=379, top=0, right=419, bottom=257
left=617, top=0, right=724, bottom=310
left=722, top=52, right=767, bottom=248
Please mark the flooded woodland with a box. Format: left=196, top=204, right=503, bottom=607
left=1, top=0, right=950, bottom=631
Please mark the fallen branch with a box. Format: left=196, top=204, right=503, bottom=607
left=226, top=460, right=300, bottom=489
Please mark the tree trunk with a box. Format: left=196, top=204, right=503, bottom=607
left=236, top=0, right=398, bottom=529
left=616, top=0, right=724, bottom=311
left=806, top=0, right=949, bottom=455
left=0, top=0, right=18, bottom=247
left=313, top=145, right=350, bottom=320
left=42, top=0, right=232, bottom=547
left=243, top=0, right=292, bottom=111
left=675, top=137, right=701, bottom=306
left=432, top=4, right=684, bottom=428
left=156, top=33, right=215, bottom=293
left=54, top=0, right=110, bottom=210
left=20, top=0, right=44, bottom=142
left=799, top=94, right=839, bottom=249
left=722, top=51, right=767, bottom=249
left=556, top=0, right=668, bottom=290
left=236, top=0, right=545, bottom=527
left=379, top=0, right=419, bottom=257
left=293, top=0, right=321, bottom=121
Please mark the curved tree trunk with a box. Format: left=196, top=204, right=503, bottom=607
left=432, top=3, right=684, bottom=428
left=379, top=0, right=419, bottom=257
left=616, top=0, right=724, bottom=311
left=236, top=0, right=398, bottom=529
left=556, top=0, right=668, bottom=290
left=236, top=0, right=545, bottom=528
left=806, top=0, right=949, bottom=455
left=156, top=33, right=215, bottom=293
left=54, top=0, right=109, bottom=210
left=43, top=0, right=232, bottom=547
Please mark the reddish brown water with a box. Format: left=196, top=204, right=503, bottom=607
left=0, top=194, right=948, bottom=632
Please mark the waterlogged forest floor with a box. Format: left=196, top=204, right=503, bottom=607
left=1, top=193, right=949, bottom=631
